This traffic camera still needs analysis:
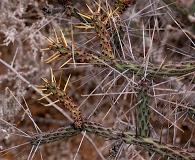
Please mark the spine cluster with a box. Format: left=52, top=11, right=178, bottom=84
left=41, top=77, right=84, bottom=128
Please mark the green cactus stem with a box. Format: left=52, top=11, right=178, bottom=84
left=30, top=122, right=195, bottom=159
left=30, top=125, right=82, bottom=146
left=114, top=61, right=195, bottom=78
left=137, top=80, right=150, bottom=137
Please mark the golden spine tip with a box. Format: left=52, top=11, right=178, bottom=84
left=97, top=1, right=101, bottom=13
left=41, top=48, right=50, bottom=51
left=41, top=77, right=49, bottom=83
left=104, top=8, right=118, bottom=25
left=45, top=100, right=60, bottom=106
left=45, top=52, right=60, bottom=63
left=38, top=93, right=53, bottom=100
left=77, top=12, right=91, bottom=20
left=86, top=4, right=94, bottom=14
left=58, top=72, right=62, bottom=88
left=36, top=85, right=45, bottom=88
left=74, top=24, right=94, bottom=29
left=59, top=58, right=72, bottom=69
left=52, top=26, right=59, bottom=43
left=60, top=29, right=67, bottom=48
left=43, top=36, right=54, bottom=43
left=50, top=67, right=56, bottom=83
left=64, top=74, right=71, bottom=92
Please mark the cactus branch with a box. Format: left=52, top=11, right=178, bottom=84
left=30, top=122, right=195, bottom=159
left=137, top=80, right=150, bottom=137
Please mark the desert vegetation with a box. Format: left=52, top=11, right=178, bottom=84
left=0, top=0, right=195, bottom=159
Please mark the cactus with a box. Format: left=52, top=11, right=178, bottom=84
left=30, top=125, right=82, bottom=146
left=39, top=69, right=84, bottom=128
left=33, top=1, right=195, bottom=158
left=29, top=121, right=195, bottom=159
left=44, top=28, right=195, bottom=82
left=137, top=80, right=150, bottom=137
left=30, top=69, right=194, bottom=159
left=0, top=0, right=195, bottom=159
